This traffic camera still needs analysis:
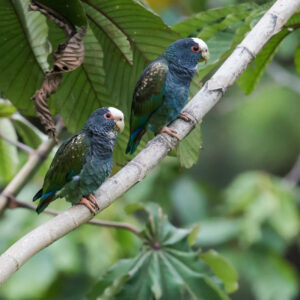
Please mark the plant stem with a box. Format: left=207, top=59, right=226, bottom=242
left=8, top=197, right=143, bottom=240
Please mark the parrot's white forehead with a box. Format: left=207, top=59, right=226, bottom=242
left=192, top=38, right=208, bottom=51
left=108, top=107, right=124, bottom=119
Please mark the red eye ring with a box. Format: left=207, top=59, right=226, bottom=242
left=104, top=112, right=114, bottom=120
left=191, top=45, right=201, bottom=53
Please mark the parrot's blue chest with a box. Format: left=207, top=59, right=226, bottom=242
left=147, top=70, right=191, bottom=133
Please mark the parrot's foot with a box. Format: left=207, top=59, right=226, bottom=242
left=79, top=194, right=99, bottom=215
left=179, top=112, right=193, bottom=122
left=160, top=126, right=179, bottom=139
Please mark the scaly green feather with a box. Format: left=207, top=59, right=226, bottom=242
left=33, top=132, right=90, bottom=213
left=126, top=57, right=168, bottom=154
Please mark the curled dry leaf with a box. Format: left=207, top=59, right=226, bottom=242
left=30, top=1, right=86, bottom=141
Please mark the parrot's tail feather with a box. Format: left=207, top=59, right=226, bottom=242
left=36, top=195, right=54, bottom=214
left=33, top=189, right=43, bottom=201
left=126, top=128, right=145, bottom=154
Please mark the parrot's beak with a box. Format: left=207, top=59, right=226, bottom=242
left=114, top=118, right=125, bottom=133
left=199, top=50, right=209, bottom=64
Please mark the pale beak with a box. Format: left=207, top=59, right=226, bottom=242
left=114, top=118, right=125, bottom=133
left=199, top=50, right=210, bottom=64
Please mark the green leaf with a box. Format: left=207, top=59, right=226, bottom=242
left=11, top=117, right=42, bottom=149
left=188, top=224, right=200, bottom=246
left=36, top=0, right=87, bottom=27
left=0, top=101, right=17, bottom=118
left=285, top=12, right=300, bottom=27
left=171, top=3, right=256, bottom=37
left=0, top=0, right=49, bottom=115
left=229, top=248, right=298, bottom=300
left=176, top=124, right=202, bottom=168
left=295, top=37, right=300, bottom=77
left=89, top=204, right=230, bottom=300
left=238, top=29, right=290, bottom=94
left=124, top=203, right=147, bottom=215
left=200, top=250, right=238, bottom=294
left=224, top=172, right=300, bottom=245
left=0, top=118, right=19, bottom=183
left=196, top=218, right=241, bottom=247
left=49, top=26, right=110, bottom=132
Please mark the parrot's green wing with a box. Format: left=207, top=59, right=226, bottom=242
left=126, top=57, right=168, bottom=154
left=34, top=132, right=90, bottom=213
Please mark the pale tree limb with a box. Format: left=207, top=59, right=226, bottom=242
left=0, top=122, right=63, bottom=213
left=0, top=0, right=299, bottom=285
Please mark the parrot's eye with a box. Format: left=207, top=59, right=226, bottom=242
left=191, top=45, right=201, bottom=53
left=104, top=112, right=113, bottom=120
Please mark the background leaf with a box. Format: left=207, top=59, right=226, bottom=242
left=35, top=0, right=87, bottom=27
left=176, top=124, right=202, bottom=168
left=89, top=204, right=234, bottom=300
left=238, top=30, right=290, bottom=94
left=0, top=118, right=19, bottom=183
left=200, top=250, right=238, bottom=294
left=0, top=0, right=49, bottom=114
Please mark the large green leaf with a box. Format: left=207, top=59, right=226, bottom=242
left=0, top=0, right=49, bottom=114
left=49, top=26, right=110, bottom=131
left=238, top=29, right=290, bottom=94
left=295, top=37, right=300, bottom=77
left=200, top=250, right=238, bottom=294
left=88, top=204, right=237, bottom=299
left=11, top=115, right=42, bottom=149
left=36, top=0, right=87, bottom=27
left=0, top=118, right=19, bottom=183
left=176, top=124, right=202, bottom=168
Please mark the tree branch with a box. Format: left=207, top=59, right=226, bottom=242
left=0, top=0, right=299, bottom=284
left=0, top=131, right=34, bottom=154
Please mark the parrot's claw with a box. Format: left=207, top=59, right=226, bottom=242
left=160, top=126, right=179, bottom=140
left=179, top=112, right=193, bottom=122
left=79, top=194, right=99, bottom=215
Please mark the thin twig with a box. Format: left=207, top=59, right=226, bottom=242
left=0, top=131, right=34, bottom=153
left=7, top=197, right=143, bottom=240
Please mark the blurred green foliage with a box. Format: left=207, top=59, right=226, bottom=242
left=0, top=0, right=300, bottom=299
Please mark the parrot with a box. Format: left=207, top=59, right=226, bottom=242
left=33, top=107, right=124, bottom=214
left=126, top=38, right=209, bottom=155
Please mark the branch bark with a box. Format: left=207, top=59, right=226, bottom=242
left=0, top=0, right=299, bottom=285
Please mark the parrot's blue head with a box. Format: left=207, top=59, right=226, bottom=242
left=84, top=107, right=125, bottom=135
left=163, top=38, right=209, bottom=70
